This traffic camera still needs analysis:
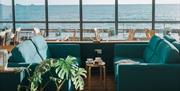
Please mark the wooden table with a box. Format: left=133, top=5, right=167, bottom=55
left=86, top=62, right=106, bottom=90
left=0, top=67, right=25, bottom=91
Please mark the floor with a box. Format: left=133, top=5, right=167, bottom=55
left=84, top=73, right=115, bottom=91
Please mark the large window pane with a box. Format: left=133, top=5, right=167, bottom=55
left=156, top=0, right=180, bottom=21
left=15, top=0, right=45, bottom=21
left=48, top=0, right=79, bottom=21
left=155, top=23, right=180, bottom=41
left=118, top=0, right=152, bottom=41
left=83, top=0, right=115, bottom=21
left=48, top=23, right=80, bottom=41
left=118, top=23, right=152, bottom=40
left=0, top=23, right=12, bottom=29
left=118, top=0, right=152, bottom=21
left=16, top=23, right=46, bottom=39
left=16, top=23, right=46, bottom=29
left=0, top=0, right=12, bottom=21
left=83, top=23, right=115, bottom=41
left=155, top=0, right=180, bottom=41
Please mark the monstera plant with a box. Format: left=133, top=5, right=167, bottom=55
left=19, top=56, right=87, bottom=91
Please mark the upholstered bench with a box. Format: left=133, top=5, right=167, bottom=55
left=114, top=35, right=180, bottom=91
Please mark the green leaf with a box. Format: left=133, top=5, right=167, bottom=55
left=22, top=56, right=86, bottom=91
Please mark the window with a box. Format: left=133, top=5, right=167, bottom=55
left=0, top=0, right=12, bottom=29
left=83, top=23, right=115, bottom=41
left=83, top=0, right=115, bottom=41
left=118, top=23, right=152, bottom=40
left=0, top=0, right=12, bottom=21
left=48, top=0, right=80, bottom=41
left=15, top=0, right=45, bottom=21
left=83, top=0, right=115, bottom=21
left=155, top=23, right=180, bottom=39
left=48, top=23, right=80, bottom=41
left=16, top=23, right=46, bottom=29
left=16, top=23, right=46, bottom=39
left=155, top=0, right=180, bottom=21
left=118, top=0, right=152, bottom=21
left=14, top=0, right=46, bottom=38
left=0, top=23, right=12, bottom=29
left=155, top=0, right=180, bottom=40
left=48, top=0, right=79, bottom=21
left=118, top=0, right=152, bottom=41
left=1, top=0, right=180, bottom=42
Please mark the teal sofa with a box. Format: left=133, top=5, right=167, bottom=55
left=114, top=35, right=180, bottom=91
left=8, top=35, right=81, bottom=91
left=8, top=35, right=81, bottom=67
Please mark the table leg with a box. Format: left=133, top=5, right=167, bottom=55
left=86, top=65, right=88, bottom=75
left=100, top=67, right=102, bottom=80
left=103, top=66, right=106, bottom=89
left=88, top=67, right=91, bottom=80
left=103, top=66, right=106, bottom=81
left=88, top=67, right=91, bottom=91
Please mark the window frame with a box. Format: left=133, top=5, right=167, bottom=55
left=0, top=0, right=179, bottom=41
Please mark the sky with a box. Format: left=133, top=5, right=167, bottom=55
left=0, top=0, right=180, bottom=5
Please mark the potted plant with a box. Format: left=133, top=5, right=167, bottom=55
left=18, top=56, right=87, bottom=91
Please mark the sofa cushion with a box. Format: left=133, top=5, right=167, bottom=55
left=30, top=35, right=51, bottom=60
left=150, top=39, right=180, bottom=63
left=114, top=57, right=144, bottom=83
left=10, top=40, right=42, bottom=63
left=143, top=47, right=154, bottom=63
left=164, top=35, right=176, bottom=43
left=144, top=35, right=162, bottom=62
left=114, top=57, right=144, bottom=64
left=114, top=57, right=143, bottom=75
left=147, top=35, right=162, bottom=50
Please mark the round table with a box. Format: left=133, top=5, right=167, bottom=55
left=86, top=62, right=106, bottom=89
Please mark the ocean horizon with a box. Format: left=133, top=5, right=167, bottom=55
left=0, top=4, right=180, bottom=29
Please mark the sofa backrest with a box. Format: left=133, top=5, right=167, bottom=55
left=114, top=44, right=147, bottom=58
left=30, top=35, right=51, bottom=60
left=143, top=35, right=162, bottom=62
left=48, top=44, right=80, bottom=58
left=10, top=40, right=42, bottom=63
left=163, top=35, right=176, bottom=43
left=150, top=39, right=180, bottom=63
left=48, top=44, right=81, bottom=65
left=172, top=42, right=180, bottom=54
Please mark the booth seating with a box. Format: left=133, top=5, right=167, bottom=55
left=114, top=35, right=180, bottom=91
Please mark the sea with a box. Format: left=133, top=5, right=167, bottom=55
left=0, top=4, right=180, bottom=40
left=0, top=4, right=180, bottom=29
